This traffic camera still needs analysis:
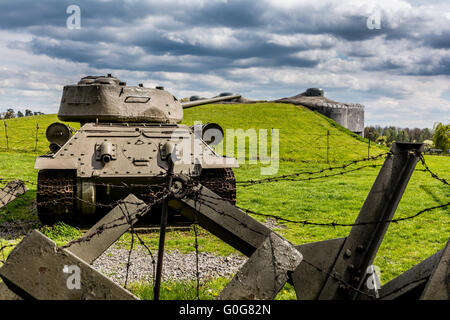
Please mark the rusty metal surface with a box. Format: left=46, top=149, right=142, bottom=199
left=0, top=180, right=28, bottom=209
left=291, top=238, right=346, bottom=300
left=421, top=238, right=450, bottom=300
left=172, top=186, right=272, bottom=257
left=66, top=194, right=148, bottom=264
left=219, top=233, right=302, bottom=300
left=318, top=143, right=424, bottom=299
left=0, top=230, right=138, bottom=300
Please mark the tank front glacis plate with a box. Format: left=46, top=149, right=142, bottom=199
left=35, top=123, right=238, bottom=179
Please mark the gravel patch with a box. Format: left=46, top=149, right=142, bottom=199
left=92, top=245, right=247, bottom=286
left=91, top=218, right=285, bottom=285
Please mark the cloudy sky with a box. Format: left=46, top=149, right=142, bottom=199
left=0, top=0, right=449, bottom=128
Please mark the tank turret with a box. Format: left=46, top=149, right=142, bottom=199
left=58, top=74, right=183, bottom=124
left=58, top=74, right=241, bottom=123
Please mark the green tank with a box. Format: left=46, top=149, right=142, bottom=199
left=35, top=74, right=240, bottom=225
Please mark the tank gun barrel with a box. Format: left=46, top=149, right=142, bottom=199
left=182, top=94, right=241, bottom=109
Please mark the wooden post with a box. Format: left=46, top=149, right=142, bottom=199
left=34, top=123, right=39, bottom=152
left=326, top=130, right=330, bottom=164
left=4, top=122, right=8, bottom=150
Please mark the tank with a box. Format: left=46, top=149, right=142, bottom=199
left=35, top=74, right=240, bottom=225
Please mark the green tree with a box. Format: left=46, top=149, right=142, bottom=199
left=4, top=108, right=15, bottom=119
left=364, top=126, right=380, bottom=141
left=433, top=123, right=450, bottom=152
left=376, top=135, right=388, bottom=146
left=398, top=129, right=409, bottom=142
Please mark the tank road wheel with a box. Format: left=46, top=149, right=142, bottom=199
left=197, top=168, right=236, bottom=205
left=36, top=170, right=77, bottom=225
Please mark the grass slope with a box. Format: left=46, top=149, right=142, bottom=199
left=0, top=103, right=449, bottom=299
left=0, top=115, right=80, bottom=154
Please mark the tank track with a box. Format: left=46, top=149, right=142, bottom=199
left=36, top=170, right=76, bottom=225
left=197, top=168, right=236, bottom=204
left=36, top=168, right=236, bottom=225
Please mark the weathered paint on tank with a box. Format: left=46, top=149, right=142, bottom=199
left=58, top=75, right=183, bottom=124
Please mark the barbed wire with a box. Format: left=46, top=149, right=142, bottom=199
left=184, top=190, right=379, bottom=299
left=417, top=153, right=449, bottom=187
left=234, top=152, right=390, bottom=186
left=0, top=148, right=448, bottom=300
left=233, top=202, right=450, bottom=228
left=122, top=202, right=136, bottom=290
left=60, top=191, right=171, bottom=250
left=0, top=242, right=15, bottom=264
left=299, top=257, right=377, bottom=299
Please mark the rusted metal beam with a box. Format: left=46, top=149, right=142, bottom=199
left=291, top=238, right=346, bottom=300
left=169, top=186, right=272, bottom=257
left=170, top=185, right=303, bottom=299
left=317, top=142, right=424, bottom=300
left=0, top=180, right=28, bottom=209
left=219, top=233, right=302, bottom=300
left=0, top=230, right=138, bottom=300
left=0, top=194, right=147, bottom=300
left=67, top=193, right=148, bottom=264
left=420, top=238, right=450, bottom=300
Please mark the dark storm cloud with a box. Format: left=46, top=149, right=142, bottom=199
left=181, top=0, right=265, bottom=28
left=0, top=0, right=450, bottom=96
left=0, top=0, right=153, bottom=29
left=24, top=34, right=321, bottom=73
left=425, top=33, right=450, bottom=49
left=0, top=0, right=434, bottom=75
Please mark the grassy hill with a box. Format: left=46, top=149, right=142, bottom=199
left=0, top=103, right=377, bottom=161
left=0, top=103, right=448, bottom=299
left=0, top=114, right=80, bottom=154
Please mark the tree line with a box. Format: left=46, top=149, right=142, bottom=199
left=1, top=108, right=44, bottom=119
left=364, top=123, right=449, bottom=152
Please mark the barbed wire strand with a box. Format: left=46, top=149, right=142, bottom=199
left=0, top=150, right=448, bottom=300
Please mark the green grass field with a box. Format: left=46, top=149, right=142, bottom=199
left=0, top=103, right=449, bottom=300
